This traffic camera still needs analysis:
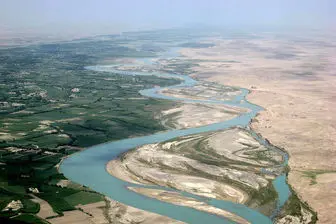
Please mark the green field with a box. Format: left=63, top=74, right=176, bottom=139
left=64, top=191, right=103, bottom=207
left=0, top=34, right=184, bottom=222
left=11, top=214, right=49, bottom=224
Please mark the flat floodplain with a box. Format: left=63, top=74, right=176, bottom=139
left=0, top=29, right=323, bottom=224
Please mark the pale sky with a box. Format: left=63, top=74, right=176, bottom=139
left=1, top=0, right=335, bottom=37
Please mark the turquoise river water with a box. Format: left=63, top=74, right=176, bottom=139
left=60, top=53, right=290, bottom=224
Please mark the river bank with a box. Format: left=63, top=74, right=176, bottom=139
left=60, top=64, right=275, bottom=224
left=61, top=38, right=326, bottom=223
left=95, top=59, right=309, bottom=223
left=180, top=35, right=336, bottom=223
left=105, top=127, right=284, bottom=217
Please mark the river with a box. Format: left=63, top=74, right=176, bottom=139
left=60, top=50, right=290, bottom=224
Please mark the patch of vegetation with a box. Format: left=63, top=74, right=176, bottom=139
left=11, top=214, right=49, bottom=224
left=284, top=192, right=302, bottom=217
left=0, top=182, right=26, bottom=195
left=277, top=188, right=318, bottom=224
left=151, top=133, right=280, bottom=216
left=0, top=34, right=182, bottom=223
left=37, top=185, right=78, bottom=214
left=21, top=199, right=40, bottom=214
left=249, top=184, right=278, bottom=207
left=64, top=191, right=103, bottom=207
left=302, top=170, right=336, bottom=185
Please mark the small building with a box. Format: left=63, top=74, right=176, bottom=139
left=28, top=187, right=39, bottom=194
left=71, top=88, right=80, bottom=93
left=2, top=200, right=23, bottom=211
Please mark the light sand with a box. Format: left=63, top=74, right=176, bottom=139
left=159, top=103, right=247, bottom=129
left=48, top=210, right=92, bottom=224
left=128, top=187, right=250, bottom=224
left=76, top=201, right=108, bottom=224
left=48, top=199, right=182, bottom=224
left=180, top=33, right=336, bottom=223
left=107, top=138, right=254, bottom=203
left=106, top=197, right=184, bottom=224
left=29, top=194, right=58, bottom=219
left=106, top=128, right=286, bottom=219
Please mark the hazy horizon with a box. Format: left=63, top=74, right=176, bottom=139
left=1, top=0, right=335, bottom=38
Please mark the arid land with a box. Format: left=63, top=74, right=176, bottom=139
left=34, top=195, right=182, bottom=224
left=102, top=36, right=334, bottom=223
left=106, top=127, right=288, bottom=223
left=180, top=33, right=336, bottom=224
left=157, top=82, right=248, bottom=129
left=105, top=82, right=314, bottom=223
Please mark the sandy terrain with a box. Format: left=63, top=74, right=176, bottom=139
left=159, top=103, right=247, bottom=129
left=208, top=129, right=283, bottom=167
left=160, top=83, right=242, bottom=102
left=76, top=201, right=109, bottom=224
left=114, top=150, right=249, bottom=202
left=48, top=210, right=93, bottom=224
left=29, top=194, right=58, bottom=219
left=106, top=197, right=184, bottom=224
left=47, top=201, right=108, bottom=224
left=47, top=198, right=182, bottom=224
left=107, top=128, right=286, bottom=220
left=180, top=33, right=336, bottom=223
left=128, top=187, right=250, bottom=224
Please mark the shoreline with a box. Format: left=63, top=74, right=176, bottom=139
left=60, top=63, right=277, bottom=224
left=61, top=39, right=327, bottom=223
left=179, top=38, right=336, bottom=223
left=102, top=56, right=319, bottom=223
left=104, top=92, right=292, bottom=223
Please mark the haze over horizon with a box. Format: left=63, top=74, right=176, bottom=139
left=0, top=1, right=336, bottom=224
left=1, top=0, right=335, bottom=38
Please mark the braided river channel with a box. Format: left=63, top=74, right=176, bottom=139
left=60, top=51, right=290, bottom=224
